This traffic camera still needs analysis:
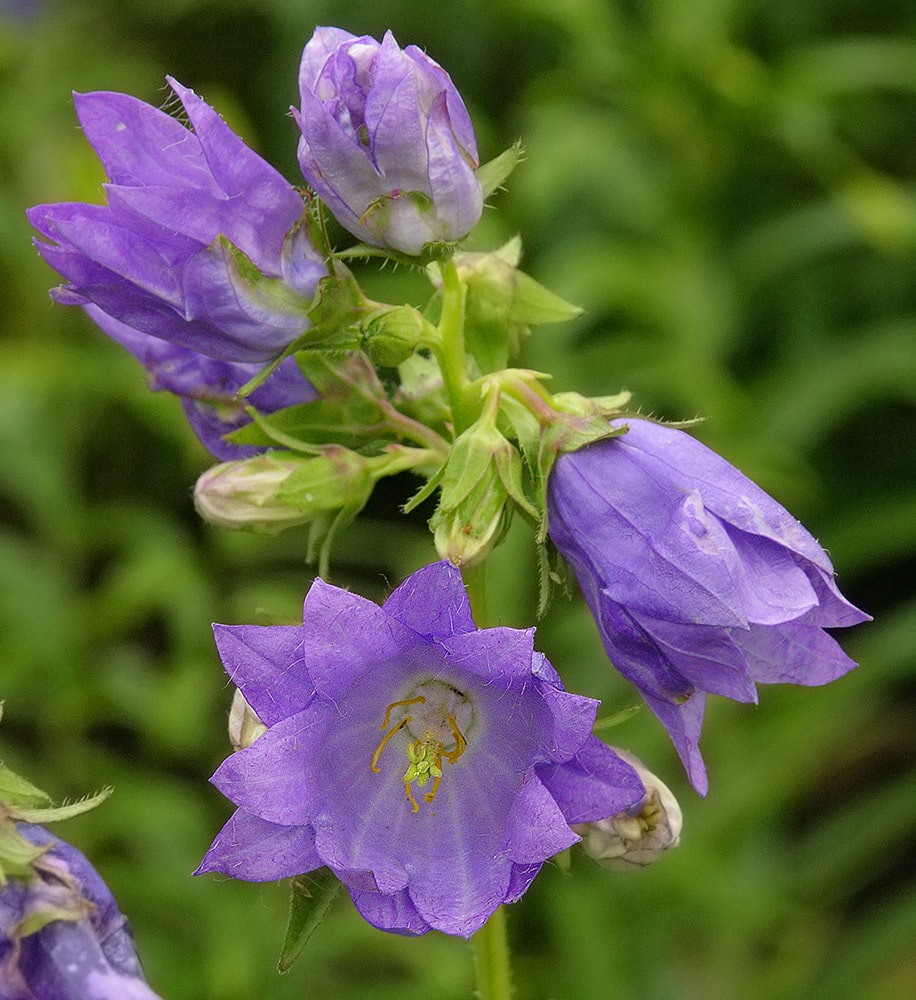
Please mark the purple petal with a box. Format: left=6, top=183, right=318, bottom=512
left=537, top=737, right=646, bottom=824
left=436, top=626, right=536, bottom=685
left=300, top=580, right=418, bottom=698
left=642, top=690, right=709, bottom=796
left=195, top=809, right=321, bottom=881
left=210, top=706, right=334, bottom=825
left=348, top=887, right=431, bottom=936
left=211, top=624, right=312, bottom=726
left=608, top=419, right=837, bottom=575
left=506, top=770, right=579, bottom=865
left=628, top=612, right=759, bottom=703
left=736, top=620, right=859, bottom=686
left=73, top=89, right=213, bottom=190
left=381, top=559, right=475, bottom=637
left=535, top=684, right=600, bottom=763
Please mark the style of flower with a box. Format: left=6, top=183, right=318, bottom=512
left=1, top=824, right=162, bottom=1000
left=28, top=79, right=326, bottom=364
left=196, top=561, right=644, bottom=937
left=83, top=305, right=316, bottom=460
left=547, top=418, right=870, bottom=795
left=295, top=27, right=483, bottom=255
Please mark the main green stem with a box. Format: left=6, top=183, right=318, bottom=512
left=436, top=258, right=476, bottom=436
left=461, top=561, right=513, bottom=1000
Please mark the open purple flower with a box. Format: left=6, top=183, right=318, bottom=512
left=196, top=561, right=643, bottom=937
left=294, top=27, right=483, bottom=255
left=547, top=418, right=870, bottom=795
left=28, top=79, right=326, bottom=363
left=1, top=824, right=162, bottom=1000
left=83, top=304, right=316, bottom=460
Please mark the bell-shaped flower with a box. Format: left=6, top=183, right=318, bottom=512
left=294, top=27, right=483, bottom=255
left=1, top=824, right=162, bottom=1000
left=82, top=305, right=316, bottom=460
left=28, top=79, right=326, bottom=363
left=196, top=561, right=644, bottom=937
left=547, top=418, right=870, bottom=795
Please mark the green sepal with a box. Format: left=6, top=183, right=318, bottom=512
left=277, top=870, right=341, bottom=974
left=454, top=238, right=583, bottom=372
left=0, top=823, right=47, bottom=884
left=0, top=762, right=52, bottom=810
left=476, top=141, right=523, bottom=199
left=11, top=788, right=113, bottom=825
left=230, top=353, right=392, bottom=451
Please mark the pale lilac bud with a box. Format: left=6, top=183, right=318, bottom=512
left=295, top=27, right=483, bottom=255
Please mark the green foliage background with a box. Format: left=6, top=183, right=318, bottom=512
left=1, top=0, right=914, bottom=997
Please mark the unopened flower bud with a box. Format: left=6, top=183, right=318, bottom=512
left=194, top=450, right=373, bottom=534
left=572, top=751, right=682, bottom=871
left=228, top=689, right=267, bottom=750
left=430, top=418, right=536, bottom=568
left=361, top=305, right=425, bottom=367
left=295, top=28, right=482, bottom=255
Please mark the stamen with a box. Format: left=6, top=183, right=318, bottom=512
left=379, top=696, right=425, bottom=731
left=443, top=715, right=467, bottom=764
left=370, top=716, right=410, bottom=773
left=371, top=685, right=471, bottom=812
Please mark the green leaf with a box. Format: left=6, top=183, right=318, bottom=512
left=277, top=869, right=341, bottom=973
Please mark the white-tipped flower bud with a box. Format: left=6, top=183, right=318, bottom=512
left=228, top=689, right=267, bottom=750
left=572, top=750, right=682, bottom=871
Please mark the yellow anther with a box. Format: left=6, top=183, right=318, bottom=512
left=404, top=780, right=419, bottom=813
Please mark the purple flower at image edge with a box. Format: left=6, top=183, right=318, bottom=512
left=84, top=305, right=317, bottom=460
left=295, top=27, right=483, bottom=255
left=1, top=824, right=161, bottom=1000
left=547, top=418, right=870, bottom=795
left=196, top=561, right=644, bottom=937
left=28, top=78, right=326, bottom=364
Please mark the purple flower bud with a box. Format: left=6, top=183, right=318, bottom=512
left=1, top=824, right=162, bottom=1000
left=196, top=561, right=644, bottom=937
left=83, top=304, right=316, bottom=460
left=28, top=80, right=326, bottom=364
left=294, top=27, right=483, bottom=255
left=547, top=419, right=871, bottom=795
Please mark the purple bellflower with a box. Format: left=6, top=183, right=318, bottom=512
left=196, top=561, right=644, bottom=937
left=294, top=27, right=483, bottom=255
left=83, top=304, right=316, bottom=460
left=547, top=418, right=870, bottom=795
left=1, top=824, right=162, bottom=1000
left=28, top=79, right=326, bottom=364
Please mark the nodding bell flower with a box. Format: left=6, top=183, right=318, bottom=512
left=0, top=824, right=162, bottom=1000
left=196, top=561, right=645, bottom=937
left=84, top=305, right=316, bottom=460
left=547, top=418, right=870, bottom=795
left=28, top=79, right=326, bottom=364
left=295, top=27, right=483, bottom=255
left=573, top=750, right=683, bottom=871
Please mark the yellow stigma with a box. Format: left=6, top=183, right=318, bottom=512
left=371, top=686, right=470, bottom=813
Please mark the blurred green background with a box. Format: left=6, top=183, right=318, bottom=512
left=1, top=0, right=914, bottom=997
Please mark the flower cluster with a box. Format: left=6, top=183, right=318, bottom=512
left=28, top=22, right=868, bottom=959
